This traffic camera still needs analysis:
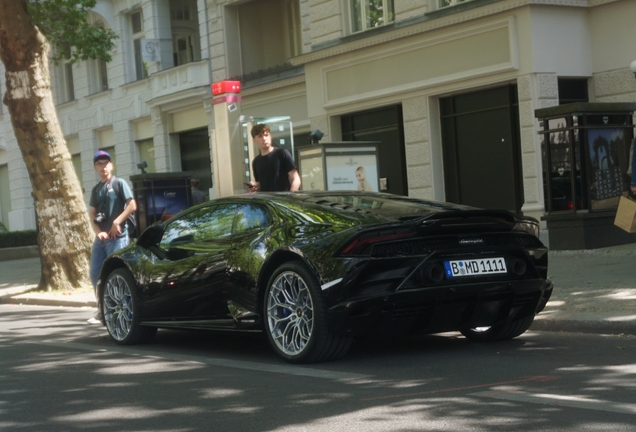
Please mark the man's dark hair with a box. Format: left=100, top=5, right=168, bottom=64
left=250, top=123, right=270, bottom=139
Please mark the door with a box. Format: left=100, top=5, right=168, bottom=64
left=341, top=105, right=408, bottom=196
left=225, top=203, right=273, bottom=316
left=179, top=128, right=212, bottom=193
left=142, top=204, right=237, bottom=320
left=440, top=85, right=523, bottom=213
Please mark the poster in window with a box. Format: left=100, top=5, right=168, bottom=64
left=587, top=128, right=625, bottom=209
left=325, top=154, right=378, bottom=191
left=300, top=156, right=325, bottom=191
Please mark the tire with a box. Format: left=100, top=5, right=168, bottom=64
left=102, top=268, right=157, bottom=345
left=264, top=261, right=352, bottom=363
left=460, top=314, right=535, bottom=342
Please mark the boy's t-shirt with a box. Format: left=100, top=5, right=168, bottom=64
left=252, top=147, right=297, bottom=192
left=89, top=176, right=134, bottom=238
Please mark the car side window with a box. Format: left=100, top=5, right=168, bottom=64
left=160, top=204, right=236, bottom=249
left=233, top=204, right=270, bottom=235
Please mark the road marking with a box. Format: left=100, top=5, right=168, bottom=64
left=361, top=376, right=558, bottom=401
left=473, top=390, right=636, bottom=415
left=29, top=340, right=370, bottom=380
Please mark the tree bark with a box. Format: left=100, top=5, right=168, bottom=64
left=0, top=0, right=93, bottom=291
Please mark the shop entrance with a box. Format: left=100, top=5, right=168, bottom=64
left=440, top=85, right=523, bottom=213
left=179, top=128, right=212, bottom=193
left=341, top=105, right=408, bottom=196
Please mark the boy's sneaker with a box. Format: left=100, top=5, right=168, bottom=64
left=87, top=311, right=102, bottom=324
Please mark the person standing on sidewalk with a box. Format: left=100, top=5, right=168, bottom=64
left=245, top=124, right=301, bottom=192
left=190, top=178, right=206, bottom=204
left=87, top=150, right=137, bottom=324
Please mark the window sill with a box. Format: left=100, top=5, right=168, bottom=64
left=55, top=99, right=77, bottom=108
left=87, top=88, right=112, bottom=99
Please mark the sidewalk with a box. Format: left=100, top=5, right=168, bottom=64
left=0, top=257, right=95, bottom=308
left=1, top=247, right=636, bottom=335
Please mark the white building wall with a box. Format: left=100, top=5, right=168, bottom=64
left=1, top=0, right=635, bottom=232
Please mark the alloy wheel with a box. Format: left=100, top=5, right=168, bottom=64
left=266, top=270, right=314, bottom=356
left=103, top=274, right=134, bottom=341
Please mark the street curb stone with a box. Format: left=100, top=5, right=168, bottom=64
left=0, top=246, right=39, bottom=261
left=532, top=318, right=636, bottom=336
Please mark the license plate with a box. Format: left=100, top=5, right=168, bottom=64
left=444, top=258, right=507, bottom=278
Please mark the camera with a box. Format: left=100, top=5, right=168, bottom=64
left=94, top=212, right=106, bottom=224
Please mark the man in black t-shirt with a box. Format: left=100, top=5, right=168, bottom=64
left=246, top=124, right=301, bottom=192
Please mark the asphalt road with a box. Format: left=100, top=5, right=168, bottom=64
left=2, top=304, right=636, bottom=431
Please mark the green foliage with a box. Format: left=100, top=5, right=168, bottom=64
left=0, top=221, right=7, bottom=233
left=0, top=230, right=38, bottom=248
left=28, top=0, right=118, bottom=64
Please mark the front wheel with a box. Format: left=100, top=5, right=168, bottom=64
left=102, top=268, right=156, bottom=345
left=264, top=261, right=351, bottom=363
left=460, top=314, right=535, bottom=342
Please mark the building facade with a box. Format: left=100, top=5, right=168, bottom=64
left=1, top=0, right=635, bottom=244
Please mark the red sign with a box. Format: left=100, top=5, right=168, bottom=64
left=211, top=80, right=241, bottom=95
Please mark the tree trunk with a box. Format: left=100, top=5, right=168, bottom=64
left=0, top=0, right=93, bottom=291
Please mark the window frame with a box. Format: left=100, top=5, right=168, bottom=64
left=86, top=15, right=110, bottom=94
left=52, top=58, right=75, bottom=104
left=349, top=0, right=395, bottom=34
left=169, top=0, right=201, bottom=67
left=434, top=0, right=474, bottom=11
left=129, top=9, right=148, bottom=81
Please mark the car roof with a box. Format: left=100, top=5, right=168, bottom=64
left=214, top=191, right=477, bottom=221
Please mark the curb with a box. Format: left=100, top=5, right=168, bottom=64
left=0, top=246, right=39, bottom=261
left=0, top=297, right=96, bottom=308
left=0, top=295, right=95, bottom=308
left=532, top=318, right=636, bottom=336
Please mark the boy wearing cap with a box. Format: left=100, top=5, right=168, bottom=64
left=88, top=150, right=137, bottom=324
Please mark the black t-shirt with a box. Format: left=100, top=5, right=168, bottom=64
left=252, top=147, right=297, bottom=192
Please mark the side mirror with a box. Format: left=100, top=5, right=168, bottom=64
left=136, top=224, right=164, bottom=249
left=169, top=234, right=194, bottom=248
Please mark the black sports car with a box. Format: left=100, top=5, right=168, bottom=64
left=97, top=191, right=553, bottom=363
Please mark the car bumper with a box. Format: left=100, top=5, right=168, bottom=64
left=327, top=277, right=553, bottom=337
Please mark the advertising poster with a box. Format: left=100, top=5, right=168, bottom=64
left=325, top=154, right=378, bottom=192
left=146, top=183, right=190, bottom=222
left=586, top=128, right=624, bottom=209
left=300, top=157, right=325, bottom=191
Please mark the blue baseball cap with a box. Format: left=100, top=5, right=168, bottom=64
left=93, top=150, right=111, bottom=164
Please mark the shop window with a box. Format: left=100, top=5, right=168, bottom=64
left=179, top=129, right=211, bottom=193
left=137, top=139, right=156, bottom=173
left=226, top=0, right=302, bottom=79
left=558, top=78, right=588, bottom=105
left=538, top=106, right=634, bottom=213
left=350, top=0, right=394, bottom=33
left=341, top=105, right=407, bottom=196
left=170, top=0, right=201, bottom=66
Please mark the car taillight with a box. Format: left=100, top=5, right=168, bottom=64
left=340, top=227, right=416, bottom=256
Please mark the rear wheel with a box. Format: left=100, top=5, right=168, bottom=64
left=264, top=261, right=352, bottom=363
left=102, top=268, right=157, bottom=345
left=460, top=314, right=535, bottom=342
